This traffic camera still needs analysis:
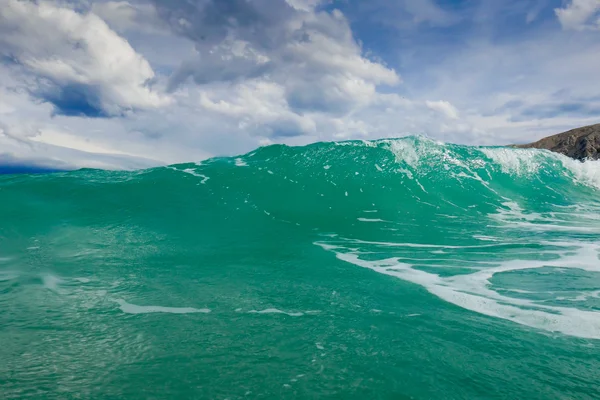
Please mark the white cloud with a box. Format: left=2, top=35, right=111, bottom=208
left=285, top=0, right=323, bottom=12
left=0, top=0, right=424, bottom=170
left=426, top=100, right=460, bottom=119
left=0, top=120, right=163, bottom=170
left=555, top=0, right=600, bottom=30
left=198, top=80, right=317, bottom=137
left=91, top=1, right=169, bottom=34
left=161, top=3, right=400, bottom=116
left=0, top=64, right=199, bottom=168
left=1, top=0, right=600, bottom=170
left=0, top=0, right=412, bottom=170
left=0, top=0, right=170, bottom=117
left=156, top=1, right=403, bottom=143
left=407, top=26, right=600, bottom=145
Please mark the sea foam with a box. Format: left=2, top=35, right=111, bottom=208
left=317, top=240, right=600, bottom=339
left=115, top=299, right=211, bottom=315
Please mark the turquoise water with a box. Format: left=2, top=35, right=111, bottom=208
left=1, top=137, right=600, bottom=399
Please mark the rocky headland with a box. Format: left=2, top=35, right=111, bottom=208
left=515, top=123, right=600, bottom=161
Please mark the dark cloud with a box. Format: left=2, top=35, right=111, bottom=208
left=150, top=0, right=298, bottom=50
left=0, top=0, right=168, bottom=119
left=151, top=0, right=304, bottom=91
left=34, top=82, right=110, bottom=118
left=166, top=53, right=274, bottom=91
left=153, top=0, right=398, bottom=123
left=151, top=0, right=346, bottom=91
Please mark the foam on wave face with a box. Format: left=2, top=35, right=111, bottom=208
left=480, top=145, right=600, bottom=190
left=316, top=239, right=600, bottom=339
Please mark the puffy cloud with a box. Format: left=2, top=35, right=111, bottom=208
left=152, top=0, right=399, bottom=116
left=555, top=0, right=600, bottom=31
left=426, top=100, right=459, bottom=120
left=0, top=0, right=170, bottom=117
left=198, top=80, right=318, bottom=137
left=0, top=67, right=197, bottom=169
left=1, top=0, right=600, bottom=170
left=139, top=0, right=401, bottom=153
left=410, top=25, right=600, bottom=145
left=0, top=0, right=410, bottom=169
left=285, top=0, right=323, bottom=12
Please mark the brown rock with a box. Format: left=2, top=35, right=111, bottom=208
left=515, top=123, right=600, bottom=161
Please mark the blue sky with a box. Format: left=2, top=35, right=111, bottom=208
left=0, top=0, right=599, bottom=169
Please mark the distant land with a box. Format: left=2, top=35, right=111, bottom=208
left=515, top=123, right=600, bottom=161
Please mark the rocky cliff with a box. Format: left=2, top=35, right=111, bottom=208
left=515, top=123, right=600, bottom=161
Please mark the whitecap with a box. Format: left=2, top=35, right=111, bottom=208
left=235, top=158, right=248, bottom=167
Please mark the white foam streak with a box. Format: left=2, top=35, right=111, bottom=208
left=473, top=235, right=499, bottom=242
left=492, top=201, right=600, bottom=233
left=317, top=240, right=600, bottom=339
left=248, top=308, right=304, bottom=317
left=116, top=299, right=211, bottom=314
left=357, top=218, right=388, bottom=223
left=169, top=166, right=210, bottom=184
left=347, top=238, right=527, bottom=249
left=182, top=168, right=210, bottom=184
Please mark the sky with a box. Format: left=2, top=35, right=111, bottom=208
left=0, top=0, right=599, bottom=170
